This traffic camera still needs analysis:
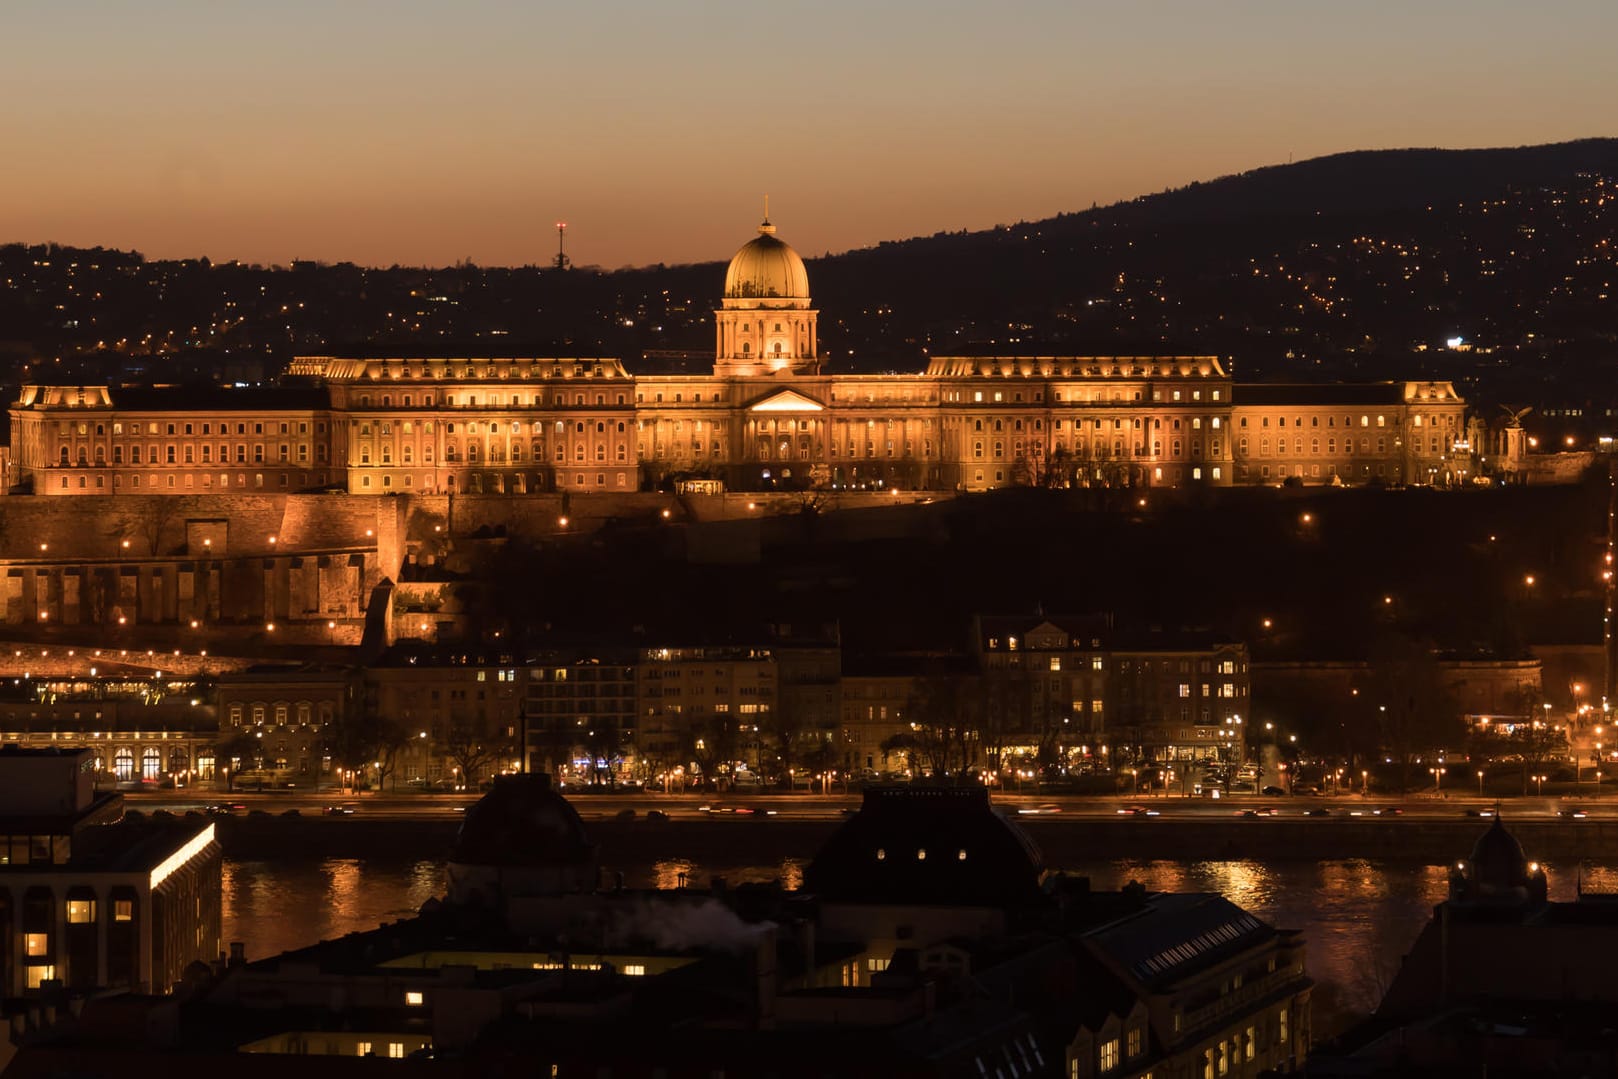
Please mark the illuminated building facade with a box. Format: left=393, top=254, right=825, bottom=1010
left=9, top=218, right=1469, bottom=497
left=0, top=747, right=221, bottom=997
left=0, top=676, right=218, bottom=787
left=974, top=615, right=1250, bottom=768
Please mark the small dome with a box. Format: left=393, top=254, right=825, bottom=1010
left=451, top=773, right=593, bottom=868
left=724, top=220, right=810, bottom=301
left=1468, top=816, right=1531, bottom=890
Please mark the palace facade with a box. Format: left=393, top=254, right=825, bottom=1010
left=9, top=216, right=1470, bottom=496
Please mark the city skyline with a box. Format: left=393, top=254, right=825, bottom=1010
left=4, top=0, right=1616, bottom=268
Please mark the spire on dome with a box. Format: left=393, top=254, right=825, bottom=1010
left=759, top=194, right=775, bottom=235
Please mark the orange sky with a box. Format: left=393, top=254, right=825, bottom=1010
left=3, top=1, right=1614, bottom=268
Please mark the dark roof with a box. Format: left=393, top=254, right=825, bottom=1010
left=1234, top=382, right=1411, bottom=406
left=59, top=815, right=215, bottom=874
left=109, top=384, right=330, bottom=411
left=1084, top=892, right=1273, bottom=990
left=973, top=614, right=1239, bottom=653
left=804, top=786, right=1044, bottom=907
left=451, top=773, right=595, bottom=868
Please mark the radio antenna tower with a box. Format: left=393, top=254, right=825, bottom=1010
left=553, top=221, right=570, bottom=271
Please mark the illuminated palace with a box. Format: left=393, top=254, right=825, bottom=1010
left=9, top=216, right=1469, bottom=496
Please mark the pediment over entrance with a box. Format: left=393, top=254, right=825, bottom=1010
left=748, top=389, right=825, bottom=412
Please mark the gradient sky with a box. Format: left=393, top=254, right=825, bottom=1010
left=3, top=1, right=1615, bottom=269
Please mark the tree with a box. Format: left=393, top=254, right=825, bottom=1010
left=214, top=731, right=262, bottom=793
left=1357, top=633, right=1463, bottom=792
left=110, top=499, right=182, bottom=556
left=682, top=712, right=739, bottom=791
left=903, top=666, right=980, bottom=782
left=327, top=695, right=410, bottom=792
left=445, top=722, right=507, bottom=790
left=1498, top=684, right=1566, bottom=794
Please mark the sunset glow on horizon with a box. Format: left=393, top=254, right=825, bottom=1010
left=4, top=0, right=1615, bottom=269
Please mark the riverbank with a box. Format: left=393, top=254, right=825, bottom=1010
left=211, top=814, right=1618, bottom=867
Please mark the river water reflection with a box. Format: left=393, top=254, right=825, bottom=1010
left=223, top=856, right=1618, bottom=1033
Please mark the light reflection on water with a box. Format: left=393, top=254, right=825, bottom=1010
left=223, top=856, right=1618, bottom=1034
left=222, top=858, right=443, bottom=961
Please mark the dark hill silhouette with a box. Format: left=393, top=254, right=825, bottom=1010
left=4, top=139, right=1616, bottom=400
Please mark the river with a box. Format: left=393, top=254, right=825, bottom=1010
left=219, top=853, right=1618, bottom=1037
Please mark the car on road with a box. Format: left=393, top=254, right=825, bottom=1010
left=1016, top=804, right=1063, bottom=816
left=614, top=809, right=637, bottom=821
left=1117, top=805, right=1160, bottom=818
left=281, top=809, right=302, bottom=818
left=1236, top=807, right=1279, bottom=818
left=324, top=803, right=358, bottom=816
left=206, top=803, right=247, bottom=817
left=1560, top=808, right=1588, bottom=820
left=1462, top=809, right=1495, bottom=819
left=645, top=809, right=670, bottom=823
left=1261, top=786, right=1285, bottom=797
left=1373, top=807, right=1403, bottom=816
left=1306, top=808, right=1332, bottom=817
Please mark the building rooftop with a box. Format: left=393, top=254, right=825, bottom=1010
left=804, top=785, right=1044, bottom=907
left=1084, top=892, right=1275, bottom=990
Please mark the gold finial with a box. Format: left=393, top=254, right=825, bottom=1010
left=758, top=194, right=775, bottom=234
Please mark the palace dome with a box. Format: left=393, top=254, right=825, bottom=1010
left=723, top=220, right=810, bottom=301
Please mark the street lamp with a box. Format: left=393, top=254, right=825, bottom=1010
left=1362, top=769, right=1369, bottom=794
left=1477, top=769, right=1485, bottom=795
left=1534, top=773, right=1546, bottom=796
left=1430, top=765, right=1446, bottom=792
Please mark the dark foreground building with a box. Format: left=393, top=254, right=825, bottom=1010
left=3, top=778, right=1309, bottom=1077
left=1311, top=817, right=1618, bottom=1077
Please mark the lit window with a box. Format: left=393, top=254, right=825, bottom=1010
left=867, top=957, right=891, bottom=972
left=388, top=1043, right=404, bottom=1059
left=623, top=964, right=646, bottom=976
left=1100, top=1037, right=1120, bottom=1073
left=1049, top=657, right=1061, bottom=671
left=25, top=933, right=48, bottom=957
left=405, top=990, right=424, bottom=1006
left=357, top=1041, right=373, bottom=1056
left=67, top=900, right=95, bottom=924
left=114, top=900, right=133, bottom=922
left=25, top=965, right=54, bottom=989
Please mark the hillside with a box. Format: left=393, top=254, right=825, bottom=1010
left=4, top=139, right=1616, bottom=409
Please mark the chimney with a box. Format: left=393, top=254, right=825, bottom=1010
left=228, top=941, right=246, bottom=968
left=753, top=925, right=778, bottom=1030
left=796, top=919, right=817, bottom=988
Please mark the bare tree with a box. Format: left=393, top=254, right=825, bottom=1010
left=904, top=667, right=980, bottom=782
left=214, top=731, right=263, bottom=793
left=109, top=499, right=182, bottom=556
left=1359, top=633, right=1463, bottom=791
left=445, top=723, right=500, bottom=790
